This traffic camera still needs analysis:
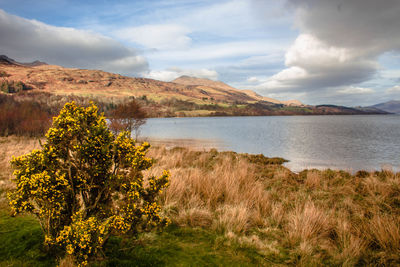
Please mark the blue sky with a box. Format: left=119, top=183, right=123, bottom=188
left=1, top=0, right=400, bottom=106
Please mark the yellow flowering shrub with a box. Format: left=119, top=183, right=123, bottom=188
left=8, top=101, right=170, bottom=266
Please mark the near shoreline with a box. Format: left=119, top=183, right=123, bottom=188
left=1, top=136, right=400, bottom=266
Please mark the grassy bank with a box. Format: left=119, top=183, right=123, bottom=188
left=0, top=210, right=263, bottom=266
left=1, top=136, right=400, bottom=266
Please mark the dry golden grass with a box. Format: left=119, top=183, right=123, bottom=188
left=146, top=146, right=400, bottom=266
left=147, top=147, right=272, bottom=233
left=1, top=62, right=261, bottom=105
left=1, top=137, right=400, bottom=265
left=0, top=136, right=42, bottom=189
left=0, top=136, right=42, bottom=208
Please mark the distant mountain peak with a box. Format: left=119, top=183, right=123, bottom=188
left=0, top=55, right=16, bottom=65
left=23, top=60, right=48, bottom=67
left=173, top=76, right=240, bottom=91
left=173, top=75, right=223, bottom=83
left=178, top=75, right=201, bottom=80
left=370, top=100, right=400, bottom=114
left=0, top=55, right=47, bottom=67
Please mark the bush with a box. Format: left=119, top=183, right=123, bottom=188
left=0, top=70, right=10, bottom=77
left=0, top=80, right=28, bottom=93
left=8, top=101, right=170, bottom=266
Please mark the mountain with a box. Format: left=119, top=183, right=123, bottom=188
left=316, top=105, right=388, bottom=115
left=0, top=55, right=389, bottom=117
left=173, top=76, right=304, bottom=106
left=371, top=100, right=400, bottom=114
left=0, top=55, right=15, bottom=65
left=0, top=56, right=290, bottom=105
left=0, top=55, right=47, bottom=67
left=172, top=76, right=237, bottom=91
left=240, top=89, right=303, bottom=106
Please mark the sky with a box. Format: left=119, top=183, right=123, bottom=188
left=0, top=0, right=400, bottom=106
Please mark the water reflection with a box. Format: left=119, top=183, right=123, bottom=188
left=141, top=115, right=400, bottom=172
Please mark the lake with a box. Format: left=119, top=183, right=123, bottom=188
left=140, top=115, right=400, bottom=172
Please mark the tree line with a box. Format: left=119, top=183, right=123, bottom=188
left=0, top=92, right=146, bottom=137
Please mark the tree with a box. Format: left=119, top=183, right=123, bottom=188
left=8, top=101, right=170, bottom=266
left=109, top=99, right=146, bottom=138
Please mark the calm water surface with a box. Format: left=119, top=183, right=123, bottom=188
left=141, top=115, right=400, bottom=172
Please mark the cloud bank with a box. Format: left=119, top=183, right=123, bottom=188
left=254, top=0, right=400, bottom=103
left=0, top=9, right=148, bottom=75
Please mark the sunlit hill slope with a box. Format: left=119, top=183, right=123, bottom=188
left=0, top=55, right=388, bottom=117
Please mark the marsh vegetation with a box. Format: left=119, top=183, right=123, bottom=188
left=1, top=136, right=399, bottom=266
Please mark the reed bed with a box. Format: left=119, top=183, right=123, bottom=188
left=146, top=146, right=400, bottom=266
left=1, top=137, right=399, bottom=265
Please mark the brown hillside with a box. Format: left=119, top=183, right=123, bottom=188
left=0, top=57, right=307, bottom=110
left=0, top=58, right=388, bottom=119
left=173, top=75, right=237, bottom=91
left=241, top=89, right=282, bottom=104
left=174, top=76, right=303, bottom=106
left=0, top=61, right=275, bottom=104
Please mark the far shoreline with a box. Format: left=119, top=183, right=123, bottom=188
left=141, top=136, right=399, bottom=174
left=146, top=112, right=394, bottom=119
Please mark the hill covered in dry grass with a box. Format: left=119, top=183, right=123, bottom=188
left=0, top=56, right=389, bottom=117
left=0, top=56, right=272, bottom=105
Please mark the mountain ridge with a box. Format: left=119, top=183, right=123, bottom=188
left=172, top=75, right=304, bottom=106
left=0, top=55, right=47, bottom=67
left=0, top=56, right=296, bottom=106
left=0, top=55, right=389, bottom=117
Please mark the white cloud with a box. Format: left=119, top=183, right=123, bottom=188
left=258, top=33, right=378, bottom=93
left=0, top=9, right=148, bottom=75
left=145, top=67, right=218, bottom=82
left=336, top=86, right=374, bottom=95
left=285, top=34, right=350, bottom=69
left=249, top=0, right=400, bottom=104
left=386, top=85, right=400, bottom=94
left=115, top=24, right=192, bottom=50
left=105, top=56, right=148, bottom=75
left=247, top=77, right=260, bottom=83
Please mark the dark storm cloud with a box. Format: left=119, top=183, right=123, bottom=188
left=288, top=0, right=400, bottom=54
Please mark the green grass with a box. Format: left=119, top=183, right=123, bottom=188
left=0, top=210, right=266, bottom=266
left=98, top=225, right=265, bottom=267
left=0, top=211, right=55, bottom=266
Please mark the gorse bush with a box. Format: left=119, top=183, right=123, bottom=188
left=7, top=101, right=170, bottom=266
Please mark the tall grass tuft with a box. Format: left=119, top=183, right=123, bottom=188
left=146, top=146, right=400, bottom=266
left=2, top=138, right=400, bottom=265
